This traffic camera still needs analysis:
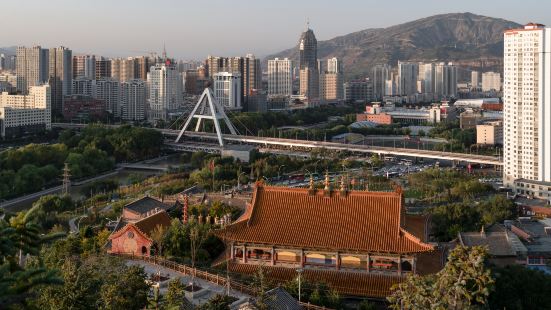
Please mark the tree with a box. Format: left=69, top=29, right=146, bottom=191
left=165, top=278, right=187, bottom=309
left=489, top=265, right=551, bottom=310
left=99, top=265, right=150, bottom=310
left=388, top=246, right=494, bottom=310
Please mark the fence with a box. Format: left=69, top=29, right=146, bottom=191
left=110, top=253, right=330, bottom=310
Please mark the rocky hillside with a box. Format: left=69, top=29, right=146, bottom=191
left=266, top=13, right=521, bottom=78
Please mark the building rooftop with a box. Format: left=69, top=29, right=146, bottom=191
left=218, top=183, right=434, bottom=254
left=458, top=224, right=525, bottom=257
left=123, top=196, right=169, bottom=217
left=109, top=210, right=172, bottom=241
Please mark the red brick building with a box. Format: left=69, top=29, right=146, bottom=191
left=108, top=210, right=171, bottom=256
left=63, top=94, right=106, bottom=122
left=216, top=180, right=442, bottom=298
left=356, top=112, right=393, bottom=125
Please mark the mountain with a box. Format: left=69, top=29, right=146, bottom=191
left=266, top=13, right=521, bottom=78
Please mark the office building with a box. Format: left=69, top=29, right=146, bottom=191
left=503, top=23, right=551, bottom=202
left=95, top=57, right=111, bottom=79
left=476, top=121, right=503, bottom=145
left=398, top=62, right=419, bottom=96
left=147, top=61, right=183, bottom=121
left=95, top=78, right=121, bottom=117
left=213, top=72, right=241, bottom=110
left=344, top=80, right=372, bottom=103
left=48, top=46, right=72, bottom=115
left=16, top=46, right=49, bottom=93
left=298, top=25, right=319, bottom=99
left=73, top=55, right=96, bottom=79
left=471, top=71, right=480, bottom=89
left=268, top=58, right=293, bottom=97
left=0, top=85, right=51, bottom=138
left=121, top=79, right=146, bottom=121
left=482, top=72, right=502, bottom=92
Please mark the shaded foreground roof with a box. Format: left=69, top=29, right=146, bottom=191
left=124, top=196, right=169, bottom=216
left=458, top=225, right=521, bottom=257
left=220, top=184, right=434, bottom=254
left=109, top=210, right=172, bottom=241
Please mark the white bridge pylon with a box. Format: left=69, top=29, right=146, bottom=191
left=175, top=88, right=238, bottom=146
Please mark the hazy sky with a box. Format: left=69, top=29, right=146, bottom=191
left=2, top=0, right=550, bottom=60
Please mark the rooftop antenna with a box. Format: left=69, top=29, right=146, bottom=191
left=162, top=43, right=167, bottom=61
left=306, top=17, right=310, bottom=30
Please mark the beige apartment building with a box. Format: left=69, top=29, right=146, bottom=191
left=476, top=121, right=503, bottom=145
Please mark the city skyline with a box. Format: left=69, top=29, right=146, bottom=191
left=2, top=0, right=551, bottom=60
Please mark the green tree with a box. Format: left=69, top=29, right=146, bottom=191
left=489, top=265, right=551, bottom=309
left=388, top=246, right=494, bottom=310
left=165, top=278, right=187, bottom=309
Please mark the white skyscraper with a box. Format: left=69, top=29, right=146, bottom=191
left=434, top=62, right=457, bottom=99
left=398, top=62, right=419, bottom=96
left=147, top=61, right=183, bottom=121
left=503, top=23, right=551, bottom=201
left=418, top=63, right=435, bottom=94
left=213, top=72, right=242, bottom=110
left=471, top=71, right=480, bottom=89
left=372, top=64, right=390, bottom=99
left=268, top=58, right=293, bottom=97
left=481, top=72, right=502, bottom=92
left=121, top=79, right=146, bottom=121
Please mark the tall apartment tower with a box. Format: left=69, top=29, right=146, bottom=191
left=95, top=57, right=111, bottom=79
left=471, top=71, right=480, bottom=89
left=418, top=63, right=435, bottom=94
left=213, top=72, right=242, bottom=110
left=95, top=78, right=121, bottom=117
left=111, top=58, right=136, bottom=82
left=434, top=62, right=457, bottom=99
left=298, top=25, right=319, bottom=99
left=398, top=61, right=419, bottom=96
left=16, top=46, right=49, bottom=93
left=372, top=64, right=390, bottom=100
left=48, top=46, right=72, bottom=115
left=147, top=61, right=183, bottom=121
left=503, top=24, right=551, bottom=201
left=243, top=54, right=261, bottom=103
left=73, top=55, right=96, bottom=79
left=481, top=72, right=502, bottom=92
left=320, top=57, right=344, bottom=101
left=268, top=58, right=293, bottom=97
left=121, top=79, right=146, bottom=121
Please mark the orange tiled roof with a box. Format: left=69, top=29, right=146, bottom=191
left=219, top=184, right=433, bottom=254
left=229, top=263, right=401, bottom=298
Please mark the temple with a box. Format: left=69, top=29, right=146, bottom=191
left=216, top=179, right=442, bottom=298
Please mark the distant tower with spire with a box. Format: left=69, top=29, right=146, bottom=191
left=298, top=19, right=319, bottom=100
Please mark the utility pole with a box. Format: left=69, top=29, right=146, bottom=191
left=62, top=163, right=71, bottom=195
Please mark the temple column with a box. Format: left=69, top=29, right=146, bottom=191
left=271, top=247, right=275, bottom=266
left=336, top=252, right=340, bottom=270
left=230, top=243, right=235, bottom=260
left=242, top=245, right=246, bottom=263
left=398, top=256, right=402, bottom=276
left=412, top=256, right=417, bottom=274
left=300, top=250, right=305, bottom=267
left=366, top=254, right=370, bottom=273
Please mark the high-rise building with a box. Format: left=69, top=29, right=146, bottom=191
left=147, top=61, right=183, bottom=121
left=16, top=46, right=49, bottom=93
left=503, top=23, right=551, bottom=201
left=121, top=79, right=146, bottom=121
left=471, top=71, right=480, bottom=89
left=298, top=25, right=319, bottom=99
left=111, top=58, right=136, bottom=82
left=95, top=78, right=121, bottom=117
left=243, top=54, right=261, bottom=103
left=481, top=72, right=501, bottom=92
left=0, top=85, right=51, bottom=138
left=372, top=64, right=390, bottom=99
left=434, top=62, right=457, bottom=99
left=320, top=57, right=344, bottom=101
left=418, top=63, right=435, bottom=94
left=48, top=46, right=72, bottom=115
left=213, top=72, right=242, bottom=110
left=135, top=56, right=151, bottom=80
left=0, top=54, right=5, bottom=71
left=205, top=55, right=230, bottom=78
left=73, top=55, right=96, bottom=79
left=398, top=61, right=419, bottom=96
left=95, top=57, right=111, bottom=79
left=268, top=58, right=293, bottom=97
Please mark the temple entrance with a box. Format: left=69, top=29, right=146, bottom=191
left=401, top=261, right=413, bottom=272
left=141, top=246, right=148, bottom=255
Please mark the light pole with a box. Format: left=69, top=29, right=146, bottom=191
left=237, top=172, right=247, bottom=191
left=278, top=165, right=286, bottom=181
left=296, top=268, right=303, bottom=302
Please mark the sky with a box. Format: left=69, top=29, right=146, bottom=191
left=1, top=0, right=550, bottom=60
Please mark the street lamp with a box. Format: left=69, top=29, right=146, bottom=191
left=237, top=172, right=247, bottom=191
